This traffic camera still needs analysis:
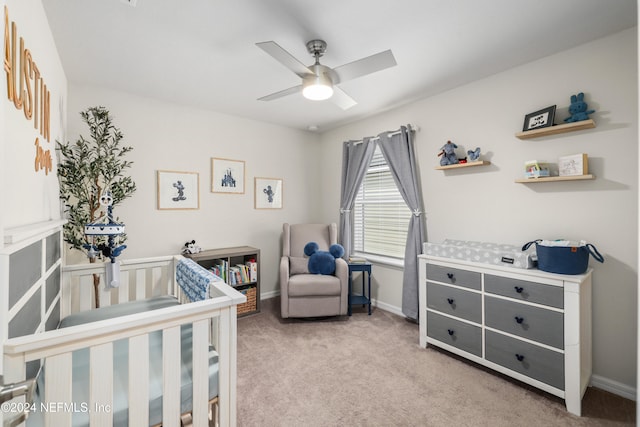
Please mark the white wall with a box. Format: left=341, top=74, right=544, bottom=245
left=1, top=0, right=66, bottom=233
left=320, top=28, right=638, bottom=395
left=66, top=85, right=322, bottom=297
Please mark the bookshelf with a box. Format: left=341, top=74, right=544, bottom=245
left=185, top=246, right=260, bottom=316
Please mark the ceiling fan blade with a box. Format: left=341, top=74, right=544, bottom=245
left=258, top=84, right=302, bottom=101
left=333, top=50, right=397, bottom=83
left=256, top=41, right=312, bottom=78
left=331, top=86, right=357, bottom=110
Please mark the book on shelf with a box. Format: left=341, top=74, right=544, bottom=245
left=246, top=261, right=258, bottom=282
left=348, top=256, right=368, bottom=263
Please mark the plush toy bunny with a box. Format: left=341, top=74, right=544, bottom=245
left=564, top=92, right=595, bottom=123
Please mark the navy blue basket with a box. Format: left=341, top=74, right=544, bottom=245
left=522, top=240, right=604, bottom=275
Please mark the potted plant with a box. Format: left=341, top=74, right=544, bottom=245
left=57, top=106, right=136, bottom=307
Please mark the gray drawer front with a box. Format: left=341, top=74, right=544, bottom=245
left=486, top=330, right=564, bottom=390
left=485, top=275, right=563, bottom=309
left=427, top=282, right=481, bottom=323
left=426, top=264, right=481, bottom=290
left=485, top=296, right=563, bottom=349
left=426, top=311, right=482, bottom=357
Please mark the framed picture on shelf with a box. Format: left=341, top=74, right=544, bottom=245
left=211, top=158, right=245, bottom=194
left=522, top=105, right=556, bottom=131
left=558, top=153, right=588, bottom=176
left=255, top=177, right=283, bottom=209
left=157, top=170, right=199, bottom=210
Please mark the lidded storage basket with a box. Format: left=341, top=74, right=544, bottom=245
left=522, top=239, right=604, bottom=275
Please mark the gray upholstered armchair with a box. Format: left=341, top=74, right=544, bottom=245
left=280, top=223, right=349, bottom=318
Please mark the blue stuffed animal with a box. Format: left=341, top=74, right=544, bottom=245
left=564, top=92, right=595, bottom=123
left=438, top=141, right=459, bottom=166
left=467, top=147, right=481, bottom=161
left=304, top=242, right=345, bottom=275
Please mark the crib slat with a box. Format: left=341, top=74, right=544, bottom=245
left=45, top=353, right=73, bottom=426
left=79, top=275, right=94, bottom=312
left=192, top=319, right=209, bottom=425
left=118, top=269, right=130, bottom=305
left=163, top=326, right=181, bottom=427
left=90, top=342, right=113, bottom=426
left=129, top=334, right=149, bottom=426
left=151, top=266, right=162, bottom=297
left=136, top=270, right=146, bottom=301
left=218, top=307, right=231, bottom=427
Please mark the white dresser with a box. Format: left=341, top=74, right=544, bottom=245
left=418, top=254, right=592, bottom=416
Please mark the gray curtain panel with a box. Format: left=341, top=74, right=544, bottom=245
left=377, top=125, right=426, bottom=320
left=339, top=138, right=376, bottom=258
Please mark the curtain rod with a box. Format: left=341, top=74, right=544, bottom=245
left=350, top=125, right=419, bottom=144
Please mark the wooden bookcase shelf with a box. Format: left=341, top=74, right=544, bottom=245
left=515, top=174, right=594, bottom=183
left=435, top=160, right=491, bottom=170
left=515, top=119, right=595, bottom=139
left=186, top=245, right=260, bottom=317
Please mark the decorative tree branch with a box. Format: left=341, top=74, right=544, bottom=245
left=57, top=106, right=136, bottom=308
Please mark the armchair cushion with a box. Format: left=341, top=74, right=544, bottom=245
left=288, top=274, right=342, bottom=297
left=289, top=257, right=309, bottom=275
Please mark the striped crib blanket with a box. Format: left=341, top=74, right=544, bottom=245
left=176, top=258, right=223, bottom=301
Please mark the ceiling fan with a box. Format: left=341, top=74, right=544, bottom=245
left=256, top=39, right=396, bottom=110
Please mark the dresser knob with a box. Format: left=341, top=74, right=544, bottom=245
left=447, top=298, right=454, bottom=305
left=515, top=354, right=525, bottom=362
left=447, top=329, right=455, bottom=336
left=515, top=316, right=524, bottom=324
left=447, top=273, right=454, bottom=280
left=514, top=286, right=524, bottom=293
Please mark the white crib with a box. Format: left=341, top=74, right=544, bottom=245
left=1, top=222, right=245, bottom=427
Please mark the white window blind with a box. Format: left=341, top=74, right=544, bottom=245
left=354, top=146, right=411, bottom=259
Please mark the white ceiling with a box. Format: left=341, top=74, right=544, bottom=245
left=42, top=0, right=637, bottom=133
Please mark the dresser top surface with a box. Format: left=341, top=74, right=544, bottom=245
left=419, top=254, right=592, bottom=283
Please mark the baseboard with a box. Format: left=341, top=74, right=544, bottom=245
left=371, top=299, right=404, bottom=317
left=590, top=374, right=636, bottom=401
left=260, top=290, right=279, bottom=300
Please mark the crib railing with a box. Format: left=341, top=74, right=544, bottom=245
left=3, top=255, right=245, bottom=427
left=60, top=255, right=182, bottom=317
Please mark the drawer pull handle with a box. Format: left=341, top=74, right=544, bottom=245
left=514, top=316, right=524, bottom=324
left=446, top=273, right=454, bottom=279
left=447, top=329, right=455, bottom=336
left=514, top=286, right=524, bottom=293
left=447, top=298, right=454, bottom=305
left=515, top=354, right=525, bottom=362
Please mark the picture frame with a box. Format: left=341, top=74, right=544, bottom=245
left=522, top=105, right=556, bottom=131
left=255, top=177, right=283, bottom=209
left=157, top=170, right=199, bottom=210
left=558, top=153, right=588, bottom=176
left=211, top=158, right=245, bottom=194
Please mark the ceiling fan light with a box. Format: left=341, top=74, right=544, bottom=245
left=303, top=82, right=333, bottom=101
left=302, top=66, right=334, bottom=101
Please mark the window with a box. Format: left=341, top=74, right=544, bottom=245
left=353, top=146, right=411, bottom=259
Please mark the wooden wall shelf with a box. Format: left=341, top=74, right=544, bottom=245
left=515, top=119, right=595, bottom=140
left=515, top=174, right=594, bottom=183
left=435, top=160, right=491, bottom=170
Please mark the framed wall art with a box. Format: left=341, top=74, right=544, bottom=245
left=255, top=177, right=283, bottom=209
left=522, top=105, right=556, bottom=131
left=157, top=170, right=199, bottom=210
left=211, top=158, right=245, bottom=194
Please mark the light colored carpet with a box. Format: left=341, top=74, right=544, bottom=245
left=236, top=298, right=634, bottom=427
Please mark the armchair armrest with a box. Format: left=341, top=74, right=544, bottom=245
left=280, top=256, right=291, bottom=318
left=335, top=258, right=349, bottom=314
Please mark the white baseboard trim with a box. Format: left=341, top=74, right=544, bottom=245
left=590, top=374, right=636, bottom=401
left=260, top=290, right=279, bottom=300
left=372, top=299, right=404, bottom=317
